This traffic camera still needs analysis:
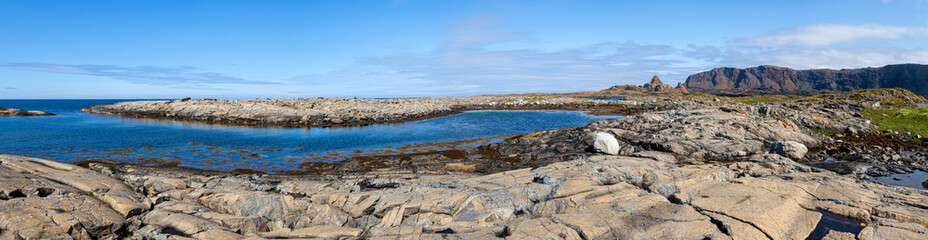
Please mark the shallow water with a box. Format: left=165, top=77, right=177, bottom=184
left=0, top=100, right=619, bottom=172
left=585, top=96, right=625, bottom=101
left=874, top=171, right=928, bottom=190
left=807, top=210, right=861, bottom=240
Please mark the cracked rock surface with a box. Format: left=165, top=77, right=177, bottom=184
left=2, top=94, right=928, bottom=239
left=62, top=148, right=928, bottom=240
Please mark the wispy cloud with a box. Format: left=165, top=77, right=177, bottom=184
left=741, top=24, right=928, bottom=47
left=287, top=19, right=928, bottom=97
left=289, top=16, right=700, bottom=96
left=0, top=63, right=279, bottom=86
left=4, top=87, right=17, bottom=90
left=4, top=19, right=926, bottom=98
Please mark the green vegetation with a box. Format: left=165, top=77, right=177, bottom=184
left=862, top=108, right=928, bottom=135
left=809, top=127, right=841, bottom=136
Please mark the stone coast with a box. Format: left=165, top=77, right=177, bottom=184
left=2, top=90, right=928, bottom=239
left=0, top=107, right=54, bottom=117
left=80, top=96, right=655, bottom=128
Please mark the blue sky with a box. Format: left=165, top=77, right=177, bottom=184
left=1, top=0, right=927, bottom=99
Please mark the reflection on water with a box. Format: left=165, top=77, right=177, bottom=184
left=806, top=210, right=861, bottom=240
left=874, top=171, right=928, bottom=190
left=0, top=100, right=620, bottom=172
left=585, top=96, right=625, bottom=101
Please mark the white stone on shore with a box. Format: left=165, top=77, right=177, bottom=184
left=770, top=141, right=808, bottom=160
left=593, top=132, right=620, bottom=155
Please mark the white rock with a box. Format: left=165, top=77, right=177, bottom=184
left=769, top=141, right=808, bottom=160
left=593, top=132, right=620, bottom=155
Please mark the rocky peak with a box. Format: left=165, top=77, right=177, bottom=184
left=599, top=75, right=686, bottom=94
left=648, top=75, right=663, bottom=86
left=675, top=83, right=689, bottom=93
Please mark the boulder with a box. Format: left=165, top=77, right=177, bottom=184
left=592, top=132, right=620, bottom=155
left=770, top=141, right=809, bottom=160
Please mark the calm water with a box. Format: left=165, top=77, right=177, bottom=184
left=807, top=210, right=861, bottom=240
left=0, top=100, right=618, bottom=172
left=874, top=171, right=928, bottom=190
left=585, top=96, right=625, bottom=101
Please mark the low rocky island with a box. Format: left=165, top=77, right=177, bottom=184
left=0, top=107, right=54, bottom=117
left=80, top=95, right=639, bottom=128
left=3, top=88, right=928, bottom=239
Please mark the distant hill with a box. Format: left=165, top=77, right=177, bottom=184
left=599, top=75, right=688, bottom=94
left=684, top=64, right=928, bottom=96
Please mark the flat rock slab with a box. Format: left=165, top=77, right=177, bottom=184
left=0, top=154, right=152, bottom=239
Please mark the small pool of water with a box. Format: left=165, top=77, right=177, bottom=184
left=585, top=96, right=625, bottom=101
left=806, top=210, right=861, bottom=240
left=0, top=100, right=620, bottom=172
left=874, top=171, right=928, bottom=190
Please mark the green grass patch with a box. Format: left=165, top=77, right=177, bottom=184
left=809, top=128, right=841, bottom=136
left=862, top=108, right=928, bottom=135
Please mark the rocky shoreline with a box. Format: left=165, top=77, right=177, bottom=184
left=3, top=89, right=928, bottom=239
left=0, top=107, right=54, bottom=117
left=80, top=95, right=659, bottom=128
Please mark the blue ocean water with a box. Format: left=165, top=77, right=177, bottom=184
left=0, top=100, right=618, bottom=172
left=585, top=96, right=625, bottom=101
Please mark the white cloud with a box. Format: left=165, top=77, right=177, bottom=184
left=0, top=63, right=280, bottom=86
left=749, top=48, right=928, bottom=69
left=742, top=24, right=928, bottom=47
left=289, top=20, right=928, bottom=97
left=288, top=17, right=699, bottom=97
left=6, top=19, right=927, bottom=98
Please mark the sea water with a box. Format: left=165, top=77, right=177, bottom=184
left=0, top=100, right=619, bottom=172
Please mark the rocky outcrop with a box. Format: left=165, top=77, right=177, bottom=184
left=684, top=64, right=928, bottom=96
left=0, top=107, right=54, bottom=116
left=4, top=90, right=928, bottom=239
left=798, top=88, right=928, bottom=109
left=69, top=146, right=928, bottom=240
left=600, top=75, right=689, bottom=94
left=0, top=155, right=151, bottom=239
left=81, top=95, right=628, bottom=128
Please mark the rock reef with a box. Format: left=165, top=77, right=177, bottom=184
left=0, top=107, right=54, bottom=116
left=81, top=96, right=630, bottom=128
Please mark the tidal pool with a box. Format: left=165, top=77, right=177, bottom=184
left=874, top=171, right=928, bottom=190
left=585, top=96, right=625, bottom=101
left=0, top=100, right=620, bottom=172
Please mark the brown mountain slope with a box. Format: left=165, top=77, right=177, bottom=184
left=684, top=64, right=928, bottom=96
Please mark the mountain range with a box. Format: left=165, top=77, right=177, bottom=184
left=681, top=64, right=928, bottom=96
